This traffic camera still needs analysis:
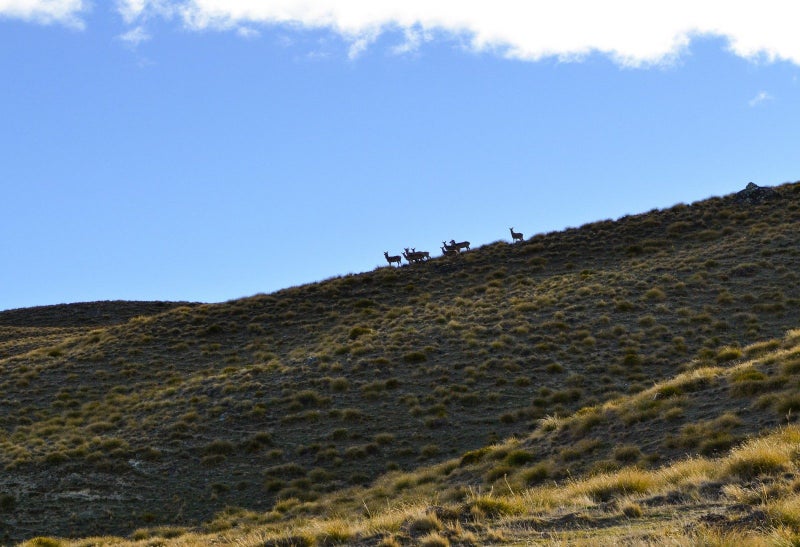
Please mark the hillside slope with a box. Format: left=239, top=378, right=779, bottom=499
left=1, top=181, right=799, bottom=543
left=65, top=328, right=800, bottom=546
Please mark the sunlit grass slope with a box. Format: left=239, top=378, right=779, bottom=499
left=1, top=180, right=800, bottom=543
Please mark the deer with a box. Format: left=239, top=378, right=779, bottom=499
left=509, top=227, right=523, bottom=243
left=441, top=246, right=459, bottom=257
left=442, top=241, right=459, bottom=253
left=414, top=249, right=431, bottom=261
left=449, top=239, right=470, bottom=251
left=404, top=248, right=429, bottom=263
left=384, top=251, right=401, bottom=267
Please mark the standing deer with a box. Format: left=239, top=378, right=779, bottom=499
left=441, top=246, right=459, bottom=257
left=449, top=239, right=470, bottom=251
left=404, top=248, right=430, bottom=263
left=414, top=249, right=430, bottom=261
left=384, top=251, right=401, bottom=267
left=509, top=227, right=523, bottom=243
left=442, top=241, right=459, bottom=252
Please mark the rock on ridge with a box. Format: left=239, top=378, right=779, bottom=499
left=734, top=182, right=779, bottom=205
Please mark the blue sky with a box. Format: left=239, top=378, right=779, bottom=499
left=1, top=1, right=799, bottom=311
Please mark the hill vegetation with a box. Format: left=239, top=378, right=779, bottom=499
left=2, top=180, right=800, bottom=545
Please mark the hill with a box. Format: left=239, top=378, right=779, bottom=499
left=76, top=328, right=800, bottom=545
left=2, top=180, right=800, bottom=544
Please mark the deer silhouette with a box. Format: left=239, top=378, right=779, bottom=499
left=449, top=239, right=470, bottom=251
left=384, top=251, right=401, bottom=267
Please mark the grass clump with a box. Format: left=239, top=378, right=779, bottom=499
left=621, top=501, right=644, bottom=518
left=19, top=539, right=64, bottom=547
left=521, top=461, right=554, bottom=486
left=613, top=445, right=643, bottom=464
left=716, top=346, right=743, bottom=363
left=725, top=437, right=792, bottom=479
left=460, top=447, right=490, bottom=466
left=403, top=351, right=427, bottom=363
left=504, top=449, right=535, bottom=466
left=468, top=493, right=524, bottom=517
left=775, top=393, right=800, bottom=416
left=767, top=494, right=800, bottom=528
left=203, top=439, right=235, bottom=455
left=573, top=468, right=655, bottom=502
left=419, top=532, right=450, bottom=547
left=407, top=512, right=443, bottom=535
left=349, top=325, right=372, bottom=340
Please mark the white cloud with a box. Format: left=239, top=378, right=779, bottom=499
left=116, top=0, right=178, bottom=24
left=105, top=1, right=800, bottom=66
left=118, top=24, right=151, bottom=47
left=748, top=91, right=774, bottom=107
left=8, top=1, right=799, bottom=67
left=347, top=29, right=379, bottom=60
left=0, top=0, right=87, bottom=27
left=391, top=26, right=432, bottom=56
left=5, top=1, right=800, bottom=68
left=116, top=0, right=148, bottom=23
left=0, top=0, right=780, bottom=66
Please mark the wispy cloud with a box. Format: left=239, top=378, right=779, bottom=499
left=391, top=26, right=433, bottom=56
left=116, top=0, right=180, bottom=25
left=0, top=0, right=87, bottom=28
left=748, top=91, right=774, bottom=107
left=107, top=1, right=800, bottom=66
left=118, top=25, right=151, bottom=47
left=347, top=29, right=379, bottom=60
left=236, top=26, right=259, bottom=39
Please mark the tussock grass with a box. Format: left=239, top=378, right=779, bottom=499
left=563, top=468, right=656, bottom=502
left=724, top=433, right=797, bottom=479
left=4, top=181, right=800, bottom=543
left=80, top=424, right=792, bottom=547
left=767, top=494, right=800, bottom=528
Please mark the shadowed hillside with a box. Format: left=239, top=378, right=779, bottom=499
left=0, top=301, right=197, bottom=329
left=96, top=327, right=800, bottom=546
left=2, top=180, right=800, bottom=544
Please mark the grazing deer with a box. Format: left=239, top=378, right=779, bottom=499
left=441, top=246, right=459, bottom=257
left=404, top=248, right=429, bottom=263
left=449, top=239, right=470, bottom=251
left=415, top=250, right=430, bottom=261
left=442, top=241, right=459, bottom=252
left=384, top=251, right=401, bottom=267
left=509, top=227, right=523, bottom=243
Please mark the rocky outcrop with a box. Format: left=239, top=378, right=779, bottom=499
left=733, top=182, right=779, bottom=205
